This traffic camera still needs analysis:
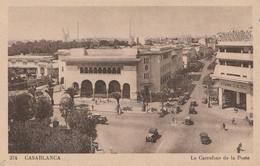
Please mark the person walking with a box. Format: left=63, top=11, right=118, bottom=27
left=237, top=143, right=242, bottom=153
left=232, top=118, right=235, bottom=125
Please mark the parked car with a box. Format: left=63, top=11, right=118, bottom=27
left=200, top=132, right=211, bottom=145
left=171, top=106, right=181, bottom=114
left=189, top=107, right=197, bottom=114
left=184, top=92, right=190, bottom=100
left=91, top=113, right=108, bottom=124
left=190, top=100, right=198, bottom=107
left=201, top=97, right=208, bottom=104
left=178, top=96, right=185, bottom=105
left=146, top=128, right=160, bottom=143
left=185, top=116, right=193, bottom=125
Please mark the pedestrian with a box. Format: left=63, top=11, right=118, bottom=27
left=222, top=123, right=226, bottom=130
left=237, top=143, right=242, bottom=153
left=91, top=105, right=94, bottom=111
left=172, top=116, right=175, bottom=124
left=95, top=99, right=98, bottom=105
left=232, top=118, right=235, bottom=125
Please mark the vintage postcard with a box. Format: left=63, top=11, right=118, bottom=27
left=0, top=0, right=259, bottom=166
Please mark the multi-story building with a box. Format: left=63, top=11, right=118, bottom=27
left=211, top=41, right=253, bottom=116
left=137, top=45, right=183, bottom=93
left=57, top=45, right=183, bottom=100
left=59, top=48, right=140, bottom=100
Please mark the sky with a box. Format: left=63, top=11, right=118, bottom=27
left=8, top=6, right=252, bottom=41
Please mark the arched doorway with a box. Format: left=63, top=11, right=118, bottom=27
left=81, top=80, right=93, bottom=97
left=109, top=80, right=121, bottom=94
left=72, top=82, right=79, bottom=92
left=95, top=80, right=106, bottom=97
left=123, top=83, right=130, bottom=98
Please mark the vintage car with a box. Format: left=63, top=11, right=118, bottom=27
left=200, top=132, right=211, bottom=145
left=171, top=106, right=181, bottom=114
left=185, top=116, right=193, bottom=125
left=158, top=107, right=168, bottom=118
left=201, top=97, right=208, bottom=104
left=146, top=128, right=160, bottom=143
left=90, top=113, right=108, bottom=124
left=189, top=107, right=197, bottom=114
left=178, top=96, right=185, bottom=105
left=184, top=92, right=190, bottom=100
left=190, top=100, right=198, bottom=107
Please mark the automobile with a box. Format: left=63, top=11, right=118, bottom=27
left=185, top=116, right=193, bottom=125
left=90, top=113, right=108, bottom=124
left=97, top=116, right=108, bottom=124
left=201, top=97, right=208, bottom=104
left=158, top=107, right=168, bottom=118
left=184, top=92, right=190, bottom=100
left=190, top=100, right=198, bottom=107
left=189, top=107, right=197, bottom=114
left=171, top=106, right=181, bottom=114
left=200, top=132, right=211, bottom=145
left=146, top=128, right=160, bottom=143
left=178, top=96, right=185, bottom=105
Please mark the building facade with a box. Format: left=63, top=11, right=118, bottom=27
left=8, top=55, right=55, bottom=77
left=211, top=41, right=253, bottom=116
left=59, top=48, right=139, bottom=100
left=137, top=45, right=183, bottom=94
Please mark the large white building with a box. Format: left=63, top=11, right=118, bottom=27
left=59, top=48, right=140, bottom=100
left=211, top=41, right=253, bottom=116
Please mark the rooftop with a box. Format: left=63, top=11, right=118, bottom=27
left=8, top=55, right=53, bottom=60
left=216, top=41, right=253, bottom=47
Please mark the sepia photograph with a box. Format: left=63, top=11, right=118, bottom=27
left=7, top=6, right=253, bottom=154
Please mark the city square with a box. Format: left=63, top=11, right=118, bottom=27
left=8, top=6, right=253, bottom=154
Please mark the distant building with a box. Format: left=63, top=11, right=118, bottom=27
left=211, top=41, right=253, bottom=116
left=8, top=55, right=56, bottom=77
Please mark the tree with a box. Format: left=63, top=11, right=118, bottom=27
left=59, top=93, right=74, bottom=127
left=34, top=91, right=53, bottom=121
left=8, top=92, right=35, bottom=122
left=9, top=119, right=92, bottom=153
left=65, top=87, right=77, bottom=102
left=67, top=108, right=97, bottom=140
left=137, top=89, right=149, bottom=111
left=110, top=92, right=121, bottom=113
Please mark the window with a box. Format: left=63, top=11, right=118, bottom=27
left=84, top=67, right=88, bottom=73
left=219, top=60, right=225, bottom=65
left=93, top=67, right=97, bottom=73
left=221, top=72, right=225, bottom=75
left=117, top=67, right=121, bottom=74
left=98, top=67, right=102, bottom=73
left=11, top=61, right=16, bottom=64
left=80, top=67, right=84, bottom=73
left=143, top=57, right=150, bottom=64
left=112, top=67, right=116, bottom=74
left=62, top=67, right=64, bottom=71
left=145, top=65, right=148, bottom=70
left=227, top=73, right=240, bottom=77
left=103, top=67, right=107, bottom=73
left=89, top=67, right=93, bottom=73
left=23, top=62, right=27, bottom=65
left=144, top=73, right=150, bottom=79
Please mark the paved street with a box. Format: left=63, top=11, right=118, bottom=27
left=51, top=58, right=252, bottom=153
left=94, top=58, right=253, bottom=153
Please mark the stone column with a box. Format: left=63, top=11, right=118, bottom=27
left=121, top=89, right=123, bottom=100
left=106, top=89, right=109, bottom=99
left=219, top=88, right=223, bottom=109
left=236, top=92, right=240, bottom=105
left=93, top=88, right=95, bottom=98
